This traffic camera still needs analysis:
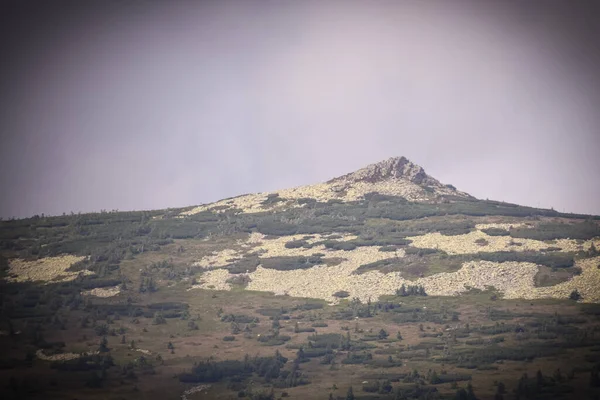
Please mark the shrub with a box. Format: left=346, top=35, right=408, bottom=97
left=226, top=274, right=252, bottom=286
left=481, top=228, right=510, bottom=236
left=404, top=247, right=441, bottom=256
left=333, top=291, right=350, bottom=298
left=256, top=221, right=298, bottom=236
left=476, top=251, right=574, bottom=268
left=223, top=336, right=235, bottom=341
left=510, top=221, right=600, bottom=241
left=323, top=241, right=357, bottom=251
left=379, top=245, right=398, bottom=252
left=226, top=256, right=260, bottom=274
left=396, top=284, right=427, bottom=297
left=220, top=314, right=259, bottom=324
left=285, top=240, right=308, bottom=249
left=260, top=256, right=324, bottom=271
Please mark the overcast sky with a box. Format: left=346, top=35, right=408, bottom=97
left=1, top=0, right=599, bottom=218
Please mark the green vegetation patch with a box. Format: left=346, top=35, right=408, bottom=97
left=510, top=221, right=600, bottom=241
left=481, top=227, right=510, bottom=236
left=259, top=255, right=325, bottom=271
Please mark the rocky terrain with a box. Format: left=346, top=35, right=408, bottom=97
left=180, top=156, right=472, bottom=216
left=189, top=228, right=600, bottom=303
left=2, top=155, right=600, bottom=400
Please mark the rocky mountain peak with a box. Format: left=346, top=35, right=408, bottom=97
left=328, top=156, right=437, bottom=186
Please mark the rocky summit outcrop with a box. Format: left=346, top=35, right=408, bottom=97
left=180, top=156, right=473, bottom=216
left=329, top=156, right=436, bottom=185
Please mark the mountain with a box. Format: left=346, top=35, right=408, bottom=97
left=181, top=156, right=473, bottom=216
left=1, top=156, right=600, bottom=400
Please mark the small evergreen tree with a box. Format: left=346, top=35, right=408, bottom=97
left=346, top=386, right=355, bottom=400
left=99, top=336, right=109, bottom=353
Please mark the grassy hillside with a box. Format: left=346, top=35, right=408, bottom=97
left=1, top=195, right=600, bottom=399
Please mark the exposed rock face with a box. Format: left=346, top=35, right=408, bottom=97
left=180, top=156, right=473, bottom=216
left=327, top=156, right=470, bottom=198
left=328, top=156, right=434, bottom=185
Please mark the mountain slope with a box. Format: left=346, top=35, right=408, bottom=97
left=2, top=156, right=599, bottom=304
left=2, top=156, right=600, bottom=400
left=180, top=156, right=473, bottom=216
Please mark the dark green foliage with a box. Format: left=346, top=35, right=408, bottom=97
left=404, top=247, right=443, bottom=256
left=284, top=240, right=308, bottom=249
left=293, top=322, right=315, bottom=333
left=220, top=314, right=259, bottom=324
left=475, top=251, right=574, bottom=268
left=259, top=255, right=324, bottom=271
left=323, top=240, right=357, bottom=251
left=569, top=290, right=582, bottom=301
left=226, top=255, right=261, bottom=274
left=226, top=274, right=252, bottom=286
left=262, top=193, right=285, bottom=206
left=98, top=336, right=109, bottom=352
left=341, top=352, right=373, bottom=364
left=180, top=352, right=288, bottom=384
left=440, top=343, right=565, bottom=366
left=95, top=324, right=109, bottom=336
left=346, top=386, right=355, bottom=400
left=432, top=373, right=472, bottom=384
left=256, top=220, right=298, bottom=236
left=333, top=290, right=350, bottom=298
left=396, top=284, right=427, bottom=296
left=355, top=258, right=399, bottom=274
left=258, top=334, right=291, bottom=346
left=307, top=333, right=343, bottom=349
left=510, top=221, right=600, bottom=241
left=379, top=245, right=398, bottom=252
left=481, top=228, right=510, bottom=236
left=513, top=370, right=575, bottom=398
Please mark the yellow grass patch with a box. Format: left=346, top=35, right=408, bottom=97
left=7, top=255, right=91, bottom=283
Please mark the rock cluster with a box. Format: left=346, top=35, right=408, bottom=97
left=179, top=156, right=471, bottom=216
left=189, top=230, right=600, bottom=304
left=36, top=349, right=99, bottom=362
left=181, top=385, right=211, bottom=400
left=81, top=285, right=121, bottom=298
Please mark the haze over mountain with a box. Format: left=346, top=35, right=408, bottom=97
left=2, top=1, right=600, bottom=218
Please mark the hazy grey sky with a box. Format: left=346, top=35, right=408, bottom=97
left=1, top=0, right=599, bottom=218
